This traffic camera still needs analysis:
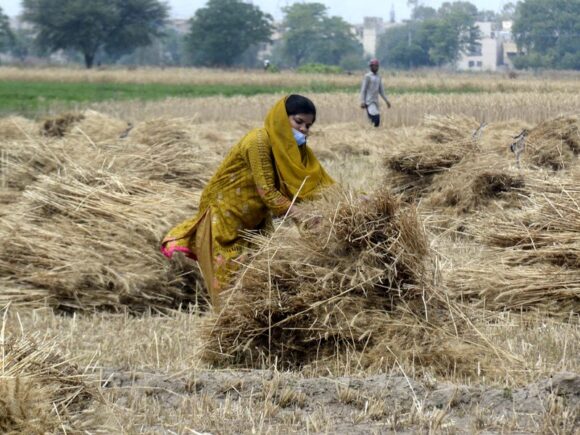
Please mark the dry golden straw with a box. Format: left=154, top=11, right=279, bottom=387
left=41, top=112, right=85, bottom=137
left=525, top=115, right=579, bottom=170
left=0, top=331, right=96, bottom=433
left=385, top=115, right=484, bottom=198
left=201, top=188, right=511, bottom=375
left=0, top=168, right=204, bottom=311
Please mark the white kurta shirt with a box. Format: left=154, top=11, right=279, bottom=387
left=360, top=72, right=388, bottom=116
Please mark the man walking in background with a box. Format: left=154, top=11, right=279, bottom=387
left=360, top=58, right=391, bottom=127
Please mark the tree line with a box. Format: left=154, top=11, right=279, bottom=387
left=379, top=1, right=486, bottom=68
left=380, top=0, right=580, bottom=70
left=0, top=0, right=578, bottom=70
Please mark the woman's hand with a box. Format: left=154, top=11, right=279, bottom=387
left=287, top=204, right=306, bottom=220
left=288, top=204, right=323, bottom=230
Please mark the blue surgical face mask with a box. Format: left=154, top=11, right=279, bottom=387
left=292, top=128, right=307, bottom=146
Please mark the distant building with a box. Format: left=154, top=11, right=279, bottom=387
left=456, top=22, right=500, bottom=71
left=498, top=21, right=521, bottom=69
left=361, top=17, right=383, bottom=57
left=501, top=20, right=513, bottom=34
left=457, top=21, right=520, bottom=71
left=502, top=41, right=519, bottom=69
left=355, top=17, right=400, bottom=58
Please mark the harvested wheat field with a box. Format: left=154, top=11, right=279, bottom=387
left=0, top=80, right=579, bottom=433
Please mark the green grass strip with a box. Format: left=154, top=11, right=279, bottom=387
left=0, top=80, right=354, bottom=116
left=0, top=80, right=488, bottom=117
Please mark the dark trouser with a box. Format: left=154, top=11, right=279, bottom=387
left=367, top=111, right=380, bottom=127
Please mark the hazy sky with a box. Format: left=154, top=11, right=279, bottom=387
left=1, top=0, right=509, bottom=23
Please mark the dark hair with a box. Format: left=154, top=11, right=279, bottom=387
left=285, top=94, right=316, bottom=122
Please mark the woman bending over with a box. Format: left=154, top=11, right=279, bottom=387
left=161, top=95, right=334, bottom=307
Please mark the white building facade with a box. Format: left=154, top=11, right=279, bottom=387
left=457, top=22, right=502, bottom=71
left=361, top=17, right=384, bottom=57
left=457, top=21, right=519, bottom=71
left=355, top=17, right=401, bottom=58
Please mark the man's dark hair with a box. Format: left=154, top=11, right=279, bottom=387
left=285, top=94, right=316, bottom=122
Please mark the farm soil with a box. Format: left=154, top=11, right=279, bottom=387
left=101, top=368, right=579, bottom=433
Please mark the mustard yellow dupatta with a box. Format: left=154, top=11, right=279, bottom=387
left=160, top=96, right=334, bottom=300
left=265, top=96, right=334, bottom=199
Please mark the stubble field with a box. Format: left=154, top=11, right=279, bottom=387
left=0, top=68, right=579, bottom=434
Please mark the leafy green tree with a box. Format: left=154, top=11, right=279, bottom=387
left=279, top=3, right=326, bottom=66
left=425, top=19, right=461, bottom=65
left=117, top=28, right=187, bottom=67
left=8, top=27, right=36, bottom=60
left=436, top=1, right=480, bottom=60
left=379, top=1, right=480, bottom=68
left=235, top=44, right=265, bottom=69
left=378, top=23, right=433, bottom=68
left=278, top=3, right=363, bottom=68
left=476, top=10, right=499, bottom=22
left=162, top=28, right=187, bottom=66
left=21, top=0, right=168, bottom=68
left=500, top=2, right=516, bottom=20
left=512, top=0, right=580, bottom=70
left=412, top=6, right=437, bottom=21
left=186, top=0, right=273, bottom=67
left=0, top=6, right=14, bottom=51
left=316, top=16, right=362, bottom=66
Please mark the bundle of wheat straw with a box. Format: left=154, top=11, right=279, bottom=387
left=499, top=242, right=580, bottom=268
left=446, top=264, right=579, bottom=315
left=0, top=136, right=95, bottom=202
left=517, top=172, right=580, bottom=254
left=201, top=189, right=428, bottom=365
left=109, top=140, right=217, bottom=188
left=0, top=115, right=214, bottom=196
left=41, top=112, right=85, bottom=137
left=383, top=114, right=487, bottom=200
left=526, top=115, right=579, bottom=170
left=523, top=166, right=580, bottom=194
left=385, top=137, right=481, bottom=199
left=364, top=299, right=507, bottom=375
left=0, top=168, right=202, bottom=311
left=387, top=141, right=467, bottom=175
left=479, top=120, right=531, bottom=155
left=482, top=212, right=579, bottom=251
left=201, top=188, right=507, bottom=374
left=442, top=167, right=580, bottom=314
left=0, top=116, right=39, bottom=141
left=0, top=140, right=57, bottom=192
left=475, top=176, right=579, bottom=256
left=423, top=114, right=482, bottom=144
left=471, top=170, right=525, bottom=198
left=108, top=117, right=220, bottom=187
left=0, top=333, right=96, bottom=433
left=426, top=156, right=525, bottom=213
left=128, top=117, right=196, bottom=147
left=71, top=110, right=132, bottom=143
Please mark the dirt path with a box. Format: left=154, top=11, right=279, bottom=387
left=100, top=369, right=579, bottom=433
